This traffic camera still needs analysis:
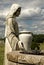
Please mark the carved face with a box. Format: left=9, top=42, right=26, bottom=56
left=13, top=7, right=21, bottom=17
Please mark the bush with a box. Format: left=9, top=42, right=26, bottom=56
left=31, top=42, right=40, bottom=50
left=32, top=34, right=44, bottom=43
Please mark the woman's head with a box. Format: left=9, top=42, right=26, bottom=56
left=7, top=4, right=21, bottom=19
left=13, top=7, right=21, bottom=17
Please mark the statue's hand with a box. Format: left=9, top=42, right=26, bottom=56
left=18, top=41, right=24, bottom=50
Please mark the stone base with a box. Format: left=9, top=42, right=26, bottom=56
left=7, top=51, right=44, bottom=65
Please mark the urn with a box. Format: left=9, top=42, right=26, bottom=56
left=19, top=31, right=33, bottom=51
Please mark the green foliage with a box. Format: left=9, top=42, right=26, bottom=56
left=0, top=38, right=5, bottom=42
left=0, top=41, right=5, bottom=65
left=40, top=42, right=44, bottom=50
left=31, top=34, right=44, bottom=50
left=32, top=34, right=44, bottom=43
left=31, top=42, right=40, bottom=50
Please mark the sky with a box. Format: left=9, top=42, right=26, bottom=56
left=0, top=0, right=44, bottom=37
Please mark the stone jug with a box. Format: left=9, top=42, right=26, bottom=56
left=19, top=31, right=33, bottom=51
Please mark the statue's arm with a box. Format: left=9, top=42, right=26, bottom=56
left=6, top=18, right=24, bottom=50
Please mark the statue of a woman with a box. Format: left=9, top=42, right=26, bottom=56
left=4, top=3, right=24, bottom=65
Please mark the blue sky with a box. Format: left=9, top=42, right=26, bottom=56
left=0, top=0, right=44, bottom=37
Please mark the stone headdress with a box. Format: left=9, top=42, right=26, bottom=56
left=6, top=3, right=21, bottom=19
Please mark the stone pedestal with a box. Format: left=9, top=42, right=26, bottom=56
left=7, top=51, right=44, bottom=65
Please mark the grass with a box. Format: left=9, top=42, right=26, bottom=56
left=0, top=40, right=5, bottom=65
left=40, top=42, right=44, bottom=50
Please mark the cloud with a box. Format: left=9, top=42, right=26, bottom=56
left=0, top=0, right=44, bottom=35
left=18, top=7, right=44, bottom=20
left=30, top=25, right=38, bottom=29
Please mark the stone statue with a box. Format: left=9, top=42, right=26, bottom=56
left=4, top=3, right=24, bottom=65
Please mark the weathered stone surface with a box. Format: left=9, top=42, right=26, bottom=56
left=7, top=51, right=44, bottom=65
